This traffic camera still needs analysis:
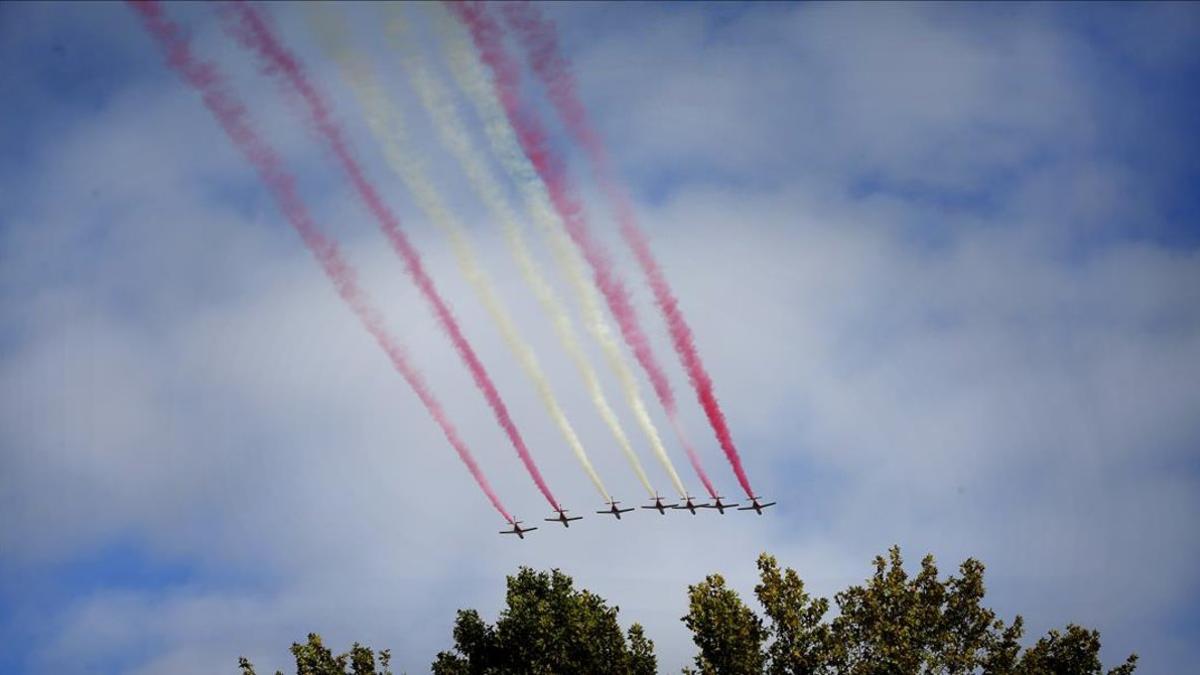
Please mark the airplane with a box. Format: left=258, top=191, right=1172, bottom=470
left=737, top=497, right=777, bottom=515
left=545, top=508, right=583, bottom=528
left=673, top=495, right=708, bottom=515
left=499, top=520, right=538, bottom=539
left=700, top=495, right=740, bottom=514
left=592, top=497, right=633, bottom=516
left=641, top=494, right=675, bottom=515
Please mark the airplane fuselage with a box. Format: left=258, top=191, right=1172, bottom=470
left=737, top=498, right=776, bottom=515
left=598, top=503, right=634, bottom=519
left=705, top=497, right=738, bottom=514
left=500, top=521, right=538, bottom=538
left=642, top=497, right=672, bottom=515
left=546, top=510, right=582, bottom=527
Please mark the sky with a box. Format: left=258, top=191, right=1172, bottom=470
left=1, top=1, right=1198, bottom=673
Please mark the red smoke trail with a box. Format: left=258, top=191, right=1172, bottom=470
left=221, top=1, right=561, bottom=511
left=448, top=1, right=718, bottom=499
left=499, top=2, right=756, bottom=499
left=126, top=0, right=513, bottom=522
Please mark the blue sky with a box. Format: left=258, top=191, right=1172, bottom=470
left=2, top=2, right=1198, bottom=673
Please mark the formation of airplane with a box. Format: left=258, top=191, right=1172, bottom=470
left=499, top=495, right=776, bottom=536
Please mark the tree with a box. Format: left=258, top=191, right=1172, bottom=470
left=238, top=633, right=392, bottom=675
left=628, top=623, right=659, bottom=675
left=754, top=554, right=833, bottom=675
left=432, top=567, right=656, bottom=674
left=1016, top=625, right=1138, bottom=675
left=682, top=547, right=1137, bottom=675
left=682, top=573, right=768, bottom=675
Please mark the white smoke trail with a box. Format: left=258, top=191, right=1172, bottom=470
left=386, top=7, right=656, bottom=499
left=431, top=5, right=689, bottom=499
left=310, top=8, right=610, bottom=503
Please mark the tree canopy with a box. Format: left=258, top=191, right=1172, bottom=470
left=238, top=633, right=391, bottom=675
left=240, top=547, right=1135, bottom=675
left=432, top=567, right=656, bottom=675
left=682, top=546, right=1137, bottom=675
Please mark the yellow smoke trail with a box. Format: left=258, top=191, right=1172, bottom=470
left=310, top=9, right=610, bottom=502
left=385, top=9, right=656, bottom=499
left=431, top=6, right=689, bottom=499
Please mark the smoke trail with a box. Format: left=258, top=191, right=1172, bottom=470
left=431, top=4, right=686, bottom=500
left=443, top=2, right=716, bottom=498
left=125, top=0, right=513, bottom=522
left=309, top=8, right=610, bottom=503
left=500, top=2, right=756, bottom=499
left=222, top=1, right=561, bottom=511
left=381, top=7, right=655, bottom=500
